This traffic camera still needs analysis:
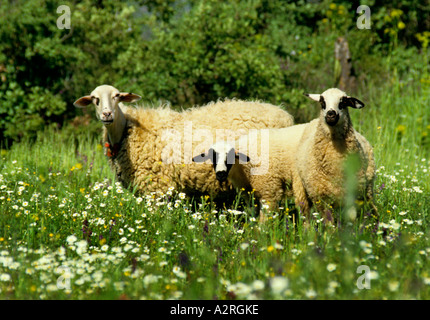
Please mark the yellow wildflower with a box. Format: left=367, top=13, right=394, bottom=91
left=390, top=9, right=403, bottom=18
left=396, top=124, right=406, bottom=134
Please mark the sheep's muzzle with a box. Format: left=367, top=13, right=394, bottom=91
left=325, top=111, right=339, bottom=126
left=101, top=119, right=114, bottom=126
left=100, top=111, right=114, bottom=125
left=216, top=171, right=228, bottom=182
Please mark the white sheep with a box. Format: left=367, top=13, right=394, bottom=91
left=297, top=88, right=377, bottom=219
left=73, top=85, right=294, bottom=198
left=197, top=88, right=377, bottom=222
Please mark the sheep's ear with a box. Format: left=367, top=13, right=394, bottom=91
left=235, top=151, right=250, bottom=163
left=346, top=97, right=365, bottom=109
left=303, top=93, right=321, bottom=102
left=119, top=92, right=141, bottom=103
left=74, top=95, right=93, bottom=108
left=192, top=152, right=210, bottom=163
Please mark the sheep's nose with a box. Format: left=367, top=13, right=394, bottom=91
left=325, top=110, right=339, bottom=126
left=327, top=110, right=336, bottom=117
left=101, top=111, right=114, bottom=124
left=216, top=171, right=228, bottom=182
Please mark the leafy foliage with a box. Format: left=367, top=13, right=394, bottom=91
left=0, top=0, right=429, bottom=143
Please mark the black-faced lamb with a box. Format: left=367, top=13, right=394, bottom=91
left=193, top=125, right=307, bottom=219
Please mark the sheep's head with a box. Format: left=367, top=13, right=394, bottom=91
left=73, top=85, right=141, bottom=126
left=304, top=88, right=364, bottom=127
left=192, top=141, right=250, bottom=182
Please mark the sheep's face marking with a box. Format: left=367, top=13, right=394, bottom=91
left=192, top=142, right=250, bottom=183
left=73, top=85, right=141, bottom=126
left=304, top=88, right=364, bottom=127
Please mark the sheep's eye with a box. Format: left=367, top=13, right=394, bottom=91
left=114, top=93, right=120, bottom=99
left=92, top=97, right=100, bottom=105
left=319, top=96, right=326, bottom=110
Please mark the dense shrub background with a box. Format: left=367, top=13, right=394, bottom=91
left=0, top=0, right=429, bottom=144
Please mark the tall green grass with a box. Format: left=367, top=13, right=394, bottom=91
left=0, top=79, right=429, bottom=300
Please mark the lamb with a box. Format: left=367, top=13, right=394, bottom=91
left=193, top=124, right=308, bottom=219
left=73, top=84, right=294, bottom=198
left=196, top=88, right=376, bottom=222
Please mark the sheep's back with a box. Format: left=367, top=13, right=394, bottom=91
left=185, top=99, right=294, bottom=131
left=234, top=125, right=307, bottom=200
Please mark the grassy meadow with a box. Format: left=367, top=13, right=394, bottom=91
left=0, top=77, right=429, bottom=301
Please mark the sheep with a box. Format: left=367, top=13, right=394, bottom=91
left=73, top=85, right=294, bottom=199
left=196, top=88, right=377, bottom=222
left=193, top=125, right=307, bottom=220
left=297, top=88, right=377, bottom=220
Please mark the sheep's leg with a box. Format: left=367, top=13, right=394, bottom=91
left=257, top=181, right=284, bottom=223
left=258, top=196, right=275, bottom=224
left=364, top=151, right=378, bottom=222
left=369, top=201, right=379, bottom=219
left=356, top=161, right=378, bottom=221
left=259, top=199, right=282, bottom=224
left=292, top=175, right=310, bottom=216
left=366, top=184, right=379, bottom=222
left=258, top=212, right=267, bottom=224
left=238, top=188, right=261, bottom=219
left=240, top=190, right=265, bottom=223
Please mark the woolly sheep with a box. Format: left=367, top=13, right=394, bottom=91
left=73, top=85, right=294, bottom=198
left=193, top=125, right=307, bottom=219
left=197, top=88, right=376, bottom=221
left=297, top=88, right=377, bottom=219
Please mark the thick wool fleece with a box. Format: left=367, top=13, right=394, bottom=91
left=104, top=99, right=294, bottom=196
left=175, top=99, right=294, bottom=196
left=295, top=112, right=375, bottom=214
left=228, top=124, right=308, bottom=211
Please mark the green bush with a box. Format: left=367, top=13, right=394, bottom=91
left=119, top=1, right=289, bottom=107
left=0, top=0, right=139, bottom=143
left=0, top=0, right=429, bottom=143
